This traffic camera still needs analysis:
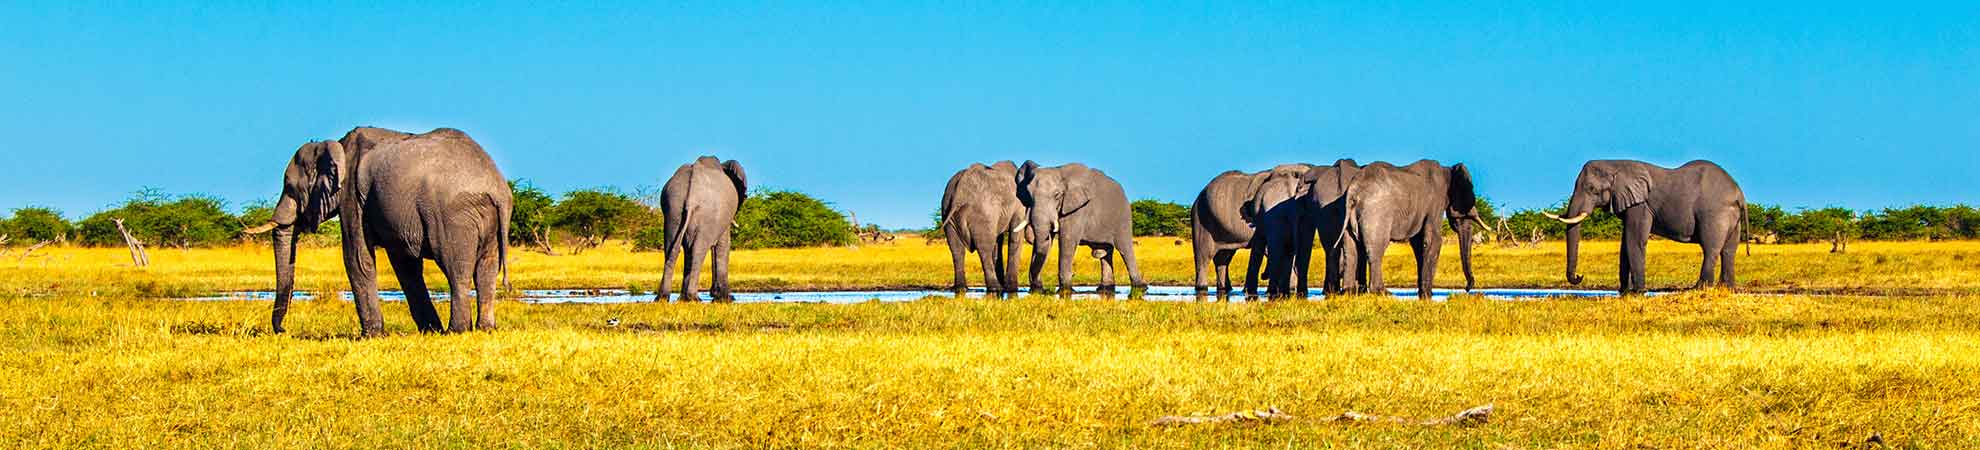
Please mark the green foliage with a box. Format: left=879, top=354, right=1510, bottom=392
left=1130, top=199, right=1189, bottom=237
left=509, top=180, right=556, bottom=247
left=733, top=190, right=855, bottom=249
left=550, top=188, right=651, bottom=251
left=76, top=190, right=242, bottom=248
left=1, top=207, right=72, bottom=243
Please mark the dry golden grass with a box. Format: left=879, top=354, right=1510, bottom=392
left=4, top=238, right=1978, bottom=296
left=2, top=293, right=1978, bottom=448
left=4, top=240, right=1980, bottom=448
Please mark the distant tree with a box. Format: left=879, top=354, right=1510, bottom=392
left=732, top=190, right=855, bottom=249
left=550, top=188, right=647, bottom=253
left=1745, top=203, right=1787, bottom=243
left=1131, top=199, right=1190, bottom=237
left=509, top=180, right=559, bottom=254
left=1, top=207, right=72, bottom=244
left=76, top=190, right=240, bottom=248
left=1859, top=206, right=1942, bottom=241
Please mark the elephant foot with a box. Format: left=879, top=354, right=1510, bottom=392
left=950, top=284, right=969, bottom=294
left=1054, top=287, right=1074, bottom=298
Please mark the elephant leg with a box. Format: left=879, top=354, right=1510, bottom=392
left=1413, top=231, right=1442, bottom=300
left=473, top=239, right=500, bottom=330
left=1191, top=237, right=1216, bottom=298
left=1243, top=236, right=1266, bottom=299
left=656, top=234, right=680, bottom=302
left=438, top=254, right=477, bottom=333
left=1027, top=237, right=1051, bottom=294
left=946, top=230, right=970, bottom=292
left=975, top=236, right=1001, bottom=295
left=711, top=235, right=734, bottom=302
left=342, top=242, right=387, bottom=337
left=386, top=251, right=444, bottom=332
left=1117, top=239, right=1147, bottom=298
left=1361, top=234, right=1388, bottom=296
left=1694, top=242, right=1720, bottom=290
left=1002, top=233, right=1023, bottom=295
left=1055, top=233, right=1078, bottom=297
left=1213, top=250, right=1235, bottom=299
left=1624, top=209, right=1653, bottom=294
left=1719, top=229, right=1740, bottom=289
left=680, top=239, right=706, bottom=302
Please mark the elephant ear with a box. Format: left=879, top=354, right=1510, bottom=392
left=1447, top=163, right=1478, bottom=214
left=722, top=160, right=748, bottom=198
left=1608, top=164, right=1653, bottom=213
left=313, top=141, right=348, bottom=225
left=1060, top=168, right=1094, bottom=216
left=1239, top=172, right=1270, bottom=223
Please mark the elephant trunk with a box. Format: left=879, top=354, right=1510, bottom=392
left=1458, top=219, right=1476, bottom=291
left=1565, top=223, right=1585, bottom=285
left=272, top=225, right=298, bottom=333
left=1560, top=191, right=1592, bottom=286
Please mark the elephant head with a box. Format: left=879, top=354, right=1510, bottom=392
left=1016, top=160, right=1090, bottom=247
left=1440, top=163, right=1489, bottom=290
left=1546, top=160, right=1653, bottom=285
left=1242, top=164, right=1311, bottom=226
left=248, top=140, right=347, bottom=333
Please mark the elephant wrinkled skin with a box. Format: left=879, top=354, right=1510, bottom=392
left=1018, top=161, right=1147, bottom=297
left=1547, top=160, right=1746, bottom=294
left=1341, top=160, right=1489, bottom=299
left=256, top=127, right=512, bottom=337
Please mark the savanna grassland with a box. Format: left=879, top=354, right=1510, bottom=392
left=3, top=239, right=1980, bottom=448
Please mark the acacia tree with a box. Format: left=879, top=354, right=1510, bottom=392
left=549, top=188, right=648, bottom=253
left=1, top=207, right=72, bottom=244
left=509, top=180, right=558, bottom=254
left=1130, top=199, right=1189, bottom=237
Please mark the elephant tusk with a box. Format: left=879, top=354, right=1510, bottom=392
left=1051, top=220, right=1060, bottom=235
left=1543, top=212, right=1590, bottom=224
left=1013, top=220, right=1028, bottom=234
left=244, top=221, right=279, bottom=234
left=1471, top=216, right=1495, bottom=233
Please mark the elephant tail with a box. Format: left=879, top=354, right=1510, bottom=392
left=497, top=194, right=512, bottom=293
left=1740, top=199, right=1751, bottom=257
left=1334, top=179, right=1360, bottom=251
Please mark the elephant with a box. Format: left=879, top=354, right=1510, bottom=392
left=940, top=161, right=1027, bottom=294
left=1189, top=163, right=1312, bottom=299
left=655, top=156, right=748, bottom=302
left=250, top=127, right=512, bottom=337
left=1017, top=161, right=1147, bottom=297
left=1340, top=160, right=1490, bottom=299
left=1543, top=160, right=1746, bottom=294
left=1297, top=159, right=1364, bottom=295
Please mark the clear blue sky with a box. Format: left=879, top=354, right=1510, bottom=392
left=2, top=1, right=1975, bottom=228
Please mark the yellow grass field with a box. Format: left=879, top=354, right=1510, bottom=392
left=3, top=239, right=1980, bottom=448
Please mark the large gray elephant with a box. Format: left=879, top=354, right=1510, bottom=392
left=1297, top=159, right=1364, bottom=295
left=655, top=156, right=748, bottom=302
left=1543, top=160, right=1746, bottom=294
left=1017, top=161, right=1147, bottom=297
left=1341, top=160, right=1490, bottom=299
left=940, top=161, right=1027, bottom=294
left=1189, top=163, right=1311, bottom=299
left=251, top=127, right=512, bottom=337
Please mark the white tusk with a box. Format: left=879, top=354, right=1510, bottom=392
left=1013, top=220, right=1028, bottom=234
left=1472, top=216, right=1495, bottom=233
left=1051, top=220, right=1060, bottom=235
left=1546, top=212, right=1590, bottom=224
left=244, top=221, right=279, bottom=234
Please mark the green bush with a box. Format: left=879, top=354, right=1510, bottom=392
left=733, top=190, right=855, bottom=249
left=510, top=180, right=557, bottom=251
left=76, top=190, right=242, bottom=248
left=1131, top=199, right=1189, bottom=237
left=1, top=207, right=72, bottom=243
left=550, top=188, right=652, bottom=252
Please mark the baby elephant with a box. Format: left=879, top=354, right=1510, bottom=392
left=656, top=156, right=747, bottom=302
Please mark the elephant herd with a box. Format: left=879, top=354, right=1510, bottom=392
left=944, top=158, right=1749, bottom=301
left=252, top=126, right=1746, bottom=336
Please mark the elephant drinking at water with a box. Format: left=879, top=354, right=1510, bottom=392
left=1189, top=163, right=1312, bottom=299
left=251, top=127, right=512, bottom=337
left=1544, top=160, right=1746, bottom=294
left=1341, top=160, right=1490, bottom=299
